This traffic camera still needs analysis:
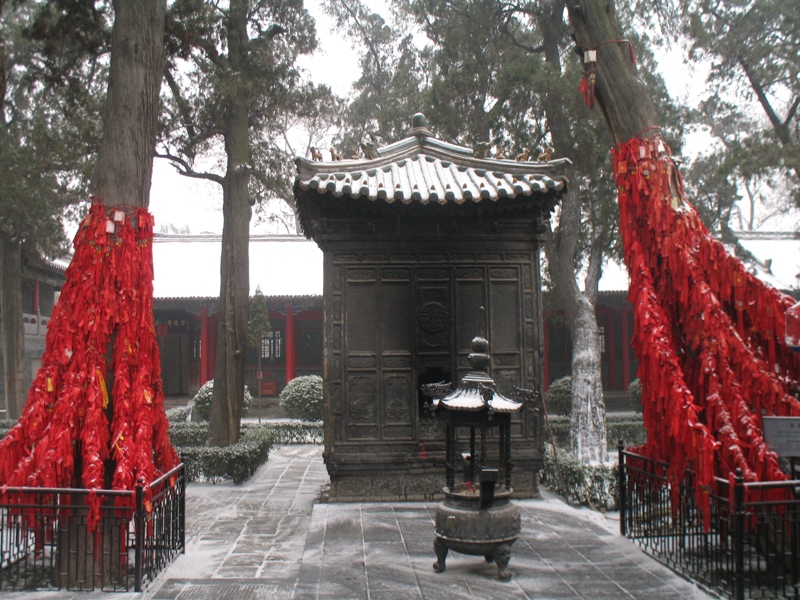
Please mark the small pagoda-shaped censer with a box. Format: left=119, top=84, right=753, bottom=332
left=430, top=330, right=525, bottom=581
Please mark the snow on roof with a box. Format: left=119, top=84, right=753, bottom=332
left=597, top=231, right=800, bottom=294
left=152, top=234, right=323, bottom=299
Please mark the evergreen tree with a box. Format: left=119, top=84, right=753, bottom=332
left=681, top=0, right=799, bottom=207
left=160, top=0, right=332, bottom=445
left=0, top=0, right=107, bottom=419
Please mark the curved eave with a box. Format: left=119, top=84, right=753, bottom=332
left=440, top=388, right=523, bottom=413
left=295, top=152, right=569, bottom=206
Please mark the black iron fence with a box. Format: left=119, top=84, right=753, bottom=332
left=0, top=463, right=185, bottom=592
left=619, top=445, right=800, bottom=600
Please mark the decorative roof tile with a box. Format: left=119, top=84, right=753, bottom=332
left=294, top=114, right=570, bottom=206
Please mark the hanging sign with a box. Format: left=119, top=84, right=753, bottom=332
left=763, top=417, right=800, bottom=456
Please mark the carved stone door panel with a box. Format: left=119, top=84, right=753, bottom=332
left=345, top=269, right=379, bottom=441
left=381, top=270, right=413, bottom=440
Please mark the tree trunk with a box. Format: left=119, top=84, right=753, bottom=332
left=92, top=0, right=166, bottom=208
left=63, top=0, right=166, bottom=588
left=539, top=0, right=608, bottom=463
left=564, top=0, right=659, bottom=145
left=0, top=233, right=25, bottom=420
left=207, top=0, right=251, bottom=447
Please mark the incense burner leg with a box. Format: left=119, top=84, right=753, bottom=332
left=433, top=536, right=448, bottom=573
left=493, top=544, right=512, bottom=581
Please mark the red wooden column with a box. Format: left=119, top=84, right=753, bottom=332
left=620, top=301, right=631, bottom=389
left=200, top=306, right=209, bottom=385
left=285, top=304, right=296, bottom=383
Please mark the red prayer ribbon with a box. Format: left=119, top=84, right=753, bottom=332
left=614, top=135, right=800, bottom=526
left=0, top=201, right=179, bottom=530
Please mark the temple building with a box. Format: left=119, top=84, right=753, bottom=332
left=293, top=114, right=569, bottom=500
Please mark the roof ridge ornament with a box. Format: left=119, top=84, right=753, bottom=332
left=408, top=112, right=431, bottom=138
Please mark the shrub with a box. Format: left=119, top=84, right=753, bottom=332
left=628, top=378, right=643, bottom=412
left=544, top=376, right=572, bottom=417
left=279, top=375, right=323, bottom=421
left=191, top=379, right=252, bottom=421
left=166, top=406, right=192, bottom=424
left=540, top=443, right=618, bottom=509
left=177, top=429, right=273, bottom=484
left=169, top=422, right=209, bottom=447
left=262, top=420, right=323, bottom=444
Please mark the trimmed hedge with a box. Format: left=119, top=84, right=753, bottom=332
left=168, top=420, right=323, bottom=484
left=279, top=375, right=323, bottom=421
left=544, top=376, right=572, bottom=417
left=166, top=406, right=192, bottom=424
left=178, top=427, right=273, bottom=484
left=264, top=421, right=323, bottom=445
left=192, top=380, right=253, bottom=421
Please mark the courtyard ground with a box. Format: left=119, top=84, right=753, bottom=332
left=7, top=444, right=713, bottom=600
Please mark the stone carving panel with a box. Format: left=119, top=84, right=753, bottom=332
left=384, top=426, right=413, bottom=439
left=494, top=369, right=519, bottom=396
left=419, top=302, right=448, bottom=333
left=333, top=325, right=342, bottom=350
left=384, top=374, right=411, bottom=423
left=347, top=426, right=378, bottom=439
left=330, top=383, right=343, bottom=415
left=348, top=268, right=377, bottom=281
left=493, top=354, right=519, bottom=367
left=490, top=267, right=517, bottom=279
left=383, top=355, right=410, bottom=368
left=348, top=374, right=377, bottom=422
left=333, top=298, right=342, bottom=320
left=348, top=355, right=376, bottom=368
left=333, top=267, right=342, bottom=291
left=456, top=267, right=483, bottom=279
left=382, top=268, right=410, bottom=280
left=418, top=268, right=447, bottom=280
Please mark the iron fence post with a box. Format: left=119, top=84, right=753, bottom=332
left=618, top=440, right=627, bottom=537
left=134, top=485, right=144, bottom=592
left=733, top=468, right=744, bottom=600
left=180, top=461, right=186, bottom=554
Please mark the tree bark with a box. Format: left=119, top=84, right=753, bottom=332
left=539, top=0, right=608, bottom=463
left=207, top=0, right=252, bottom=447
left=0, top=233, right=25, bottom=420
left=92, top=0, right=166, bottom=208
left=564, top=0, right=659, bottom=145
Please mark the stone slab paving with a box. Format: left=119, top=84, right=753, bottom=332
left=1, top=444, right=715, bottom=599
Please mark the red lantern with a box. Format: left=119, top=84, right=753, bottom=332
left=787, top=301, right=800, bottom=352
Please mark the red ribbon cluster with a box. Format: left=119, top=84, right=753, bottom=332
left=0, top=201, right=179, bottom=530
left=614, top=135, right=800, bottom=524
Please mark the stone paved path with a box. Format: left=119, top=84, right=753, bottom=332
left=5, top=444, right=714, bottom=599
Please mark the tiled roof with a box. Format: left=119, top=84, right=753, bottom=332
left=294, top=114, right=570, bottom=206
left=438, top=387, right=523, bottom=413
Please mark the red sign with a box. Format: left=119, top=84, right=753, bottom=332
left=260, top=380, right=277, bottom=397
left=787, top=301, right=800, bottom=352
